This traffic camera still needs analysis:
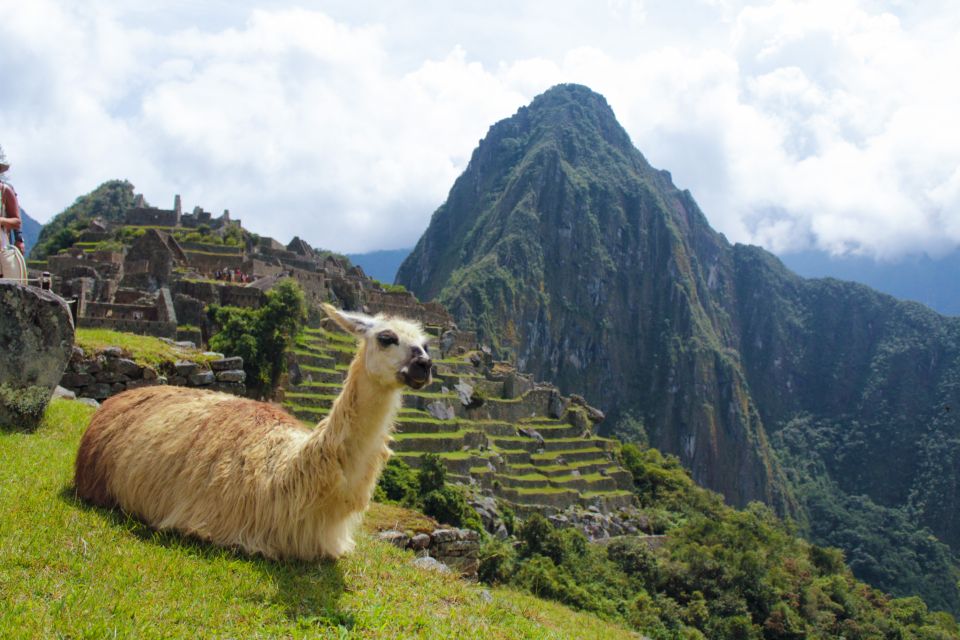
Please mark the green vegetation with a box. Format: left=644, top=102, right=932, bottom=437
left=480, top=441, right=960, bottom=639
left=0, top=399, right=636, bottom=639
left=208, top=279, right=307, bottom=392
left=375, top=454, right=483, bottom=531
left=74, top=328, right=218, bottom=369
left=31, top=180, right=138, bottom=259
left=0, top=383, right=50, bottom=430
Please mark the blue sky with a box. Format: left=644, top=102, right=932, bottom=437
left=1, top=0, right=958, bottom=257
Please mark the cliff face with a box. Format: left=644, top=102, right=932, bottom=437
left=398, top=85, right=792, bottom=513
left=398, top=85, right=960, bottom=560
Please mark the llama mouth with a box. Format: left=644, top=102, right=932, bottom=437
left=401, top=370, right=431, bottom=389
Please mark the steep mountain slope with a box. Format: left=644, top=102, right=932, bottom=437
left=398, top=84, right=792, bottom=514
left=397, top=84, right=960, bottom=610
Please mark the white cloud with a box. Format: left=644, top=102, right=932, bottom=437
left=0, top=0, right=958, bottom=257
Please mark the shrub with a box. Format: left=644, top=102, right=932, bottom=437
left=0, top=384, right=50, bottom=430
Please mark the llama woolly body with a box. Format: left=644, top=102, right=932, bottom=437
left=74, top=306, right=432, bottom=560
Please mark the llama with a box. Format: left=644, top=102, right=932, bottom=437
left=73, top=303, right=432, bottom=560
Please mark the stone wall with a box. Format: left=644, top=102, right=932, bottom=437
left=377, top=528, right=480, bottom=579
left=183, top=250, right=244, bottom=274
left=125, top=206, right=178, bottom=227
left=61, top=349, right=247, bottom=400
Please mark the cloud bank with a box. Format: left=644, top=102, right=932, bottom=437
left=1, top=0, right=957, bottom=257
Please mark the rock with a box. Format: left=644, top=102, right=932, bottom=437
left=71, top=346, right=85, bottom=361
left=454, top=381, right=484, bottom=409
left=210, top=356, right=243, bottom=371
left=518, top=427, right=545, bottom=447
left=377, top=530, right=410, bottom=549
left=175, top=341, right=198, bottom=349
left=52, top=385, right=76, bottom=400
left=548, top=390, right=568, bottom=419
left=175, top=360, right=199, bottom=377
left=110, top=382, right=126, bottom=394
left=478, top=588, right=493, bottom=604
left=216, top=369, right=246, bottom=383
left=169, top=375, right=187, bottom=386
left=202, top=351, right=223, bottom=358
left=495, top=523, right=509, bottom=540
left=0, top=283, right=75, bottom=428
left=431, top=528, right=459, bottom=543
left=408, top=533, right=431, bottom=551
left=102, top=346, right=123, bottom=358
left=113, top=358, right=142, bottom=377
left=586, top=405, right=606, bottom=423
left=85, top=383, right=112, bottom=400
left=77, top=397, right=100, bottom=408
left=60, top=372, right=94, bottom=388
left=412, top=556, right=450, bottom=574
left=142, top=366, right=158, bottom=381
left=426, top=401, right=456, bottom=421
left=189, top=371, right=215, bottom=386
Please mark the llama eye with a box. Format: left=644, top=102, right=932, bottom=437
left=377, top=331, right=399, bottom=348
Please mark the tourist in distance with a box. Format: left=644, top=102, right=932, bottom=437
left=0, top=153, right=25, bottom=254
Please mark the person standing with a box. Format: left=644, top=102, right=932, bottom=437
left=0, top=155, right=24, bottom=254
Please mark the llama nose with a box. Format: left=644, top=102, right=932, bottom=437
left=410, top=356, right=432, bottom=380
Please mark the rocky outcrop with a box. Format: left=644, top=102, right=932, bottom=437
left=0, top=282, right=75, bottom=428
left=378, top=527, right=481, bottom=579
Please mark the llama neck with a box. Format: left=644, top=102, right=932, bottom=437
left=300, top=343, right=400, bottom=468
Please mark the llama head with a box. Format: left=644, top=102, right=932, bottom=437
left=321, top=303, right=433, bottom=389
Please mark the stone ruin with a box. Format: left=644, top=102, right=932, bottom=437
left=32, top=193, right=458, bottom=344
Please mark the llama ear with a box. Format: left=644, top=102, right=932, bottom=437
left=321, top=303, right=374, bottom=337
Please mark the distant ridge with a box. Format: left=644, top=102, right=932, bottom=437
left=780, top=249, right=960, bottom=317
left=346, top=247, right=412, bottom=285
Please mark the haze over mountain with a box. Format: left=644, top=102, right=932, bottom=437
left=398, top=84, right=960, bottom=611
left=779, top=249, right=960, bottom=317
left=346, top=248, right=413, bottom=285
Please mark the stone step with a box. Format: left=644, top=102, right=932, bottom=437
left=286, top=405, right=329, bottom=422
left=394, top=419, right=462, bottom=435
left=531, top=448, right=612, bottom=464
left=283, top=392, right=336, bottom=409
left=296, top=365, right=345, bottom=385
left=292, top=351, right=338, bottom=369
left=496, top=486, right=581, bottom=509
left=287, top=381, right=342, bottom=394
left=548, top=473, right=620, bottom=493
left=496, top=473, right=552, bottom=489
left=580, top=490, right=637, bottom=512
left=531, top=459, right=615, bottom=478
left=392, top=430, right=471, bottom=454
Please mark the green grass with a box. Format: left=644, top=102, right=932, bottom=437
left=75, top=328, right=219, bottom=368
left=0, top=400, right=635, bottom=639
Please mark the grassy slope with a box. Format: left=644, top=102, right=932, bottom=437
left=75, top=328, right=219, bottom=368
left=0, top=400, right=636, bottom=639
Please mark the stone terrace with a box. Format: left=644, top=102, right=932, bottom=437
left=282, top=323, right=636, bottom=515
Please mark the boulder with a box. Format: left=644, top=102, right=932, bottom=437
left=215, top=369, right=246, bottom=383
left=412, top=556, right=450, bottom=574
left=175, top=360, right=199, bottom=377
left=189, top=371, right=215, bottom=386
left=0, top=283, right=75, bottom=428
left=210, top=356, right=243, bottom=371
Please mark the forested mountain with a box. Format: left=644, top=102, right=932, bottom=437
left=397, top=84, right=960, bottom=611
left=780, top=249, right=960, bottom=317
